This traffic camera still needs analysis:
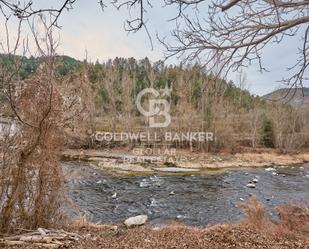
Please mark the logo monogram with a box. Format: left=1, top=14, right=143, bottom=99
left=135, top=85, right=172, bottom=128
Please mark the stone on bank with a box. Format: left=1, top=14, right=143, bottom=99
left=124, top=215, right=148, bottom=227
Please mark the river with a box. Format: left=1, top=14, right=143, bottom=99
left=64, top=161, right=309, bottom=227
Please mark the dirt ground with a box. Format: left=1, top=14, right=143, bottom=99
left=3, top=224, right=309, bottom=249
left=73, top=224, right=309, bottom=249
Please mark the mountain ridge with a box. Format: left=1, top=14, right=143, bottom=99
left=263, top=87, right=309, bottom=108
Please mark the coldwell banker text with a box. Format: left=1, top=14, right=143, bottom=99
left=94, top=132, right=214, bottom=143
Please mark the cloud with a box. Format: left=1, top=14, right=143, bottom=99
left=58, top=25, right=163, bottom=63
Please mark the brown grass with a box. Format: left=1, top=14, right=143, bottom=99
left=240, top=197, right=309, bottom=239
left=274, top=204, right=309, bottom=238
left=240, top=197, right=270, bottom=229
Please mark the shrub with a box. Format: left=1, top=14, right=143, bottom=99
left=261, top=119, right=275, bottom=148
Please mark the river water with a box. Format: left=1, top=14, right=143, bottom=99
left=64, top=161, right=309, bottom=227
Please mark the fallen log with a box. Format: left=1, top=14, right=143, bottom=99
left=1, top=228, right=81, bottom=247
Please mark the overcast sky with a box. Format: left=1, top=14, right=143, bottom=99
left=4, top=0, right=309, bottom=96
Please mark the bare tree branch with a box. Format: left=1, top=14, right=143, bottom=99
left=0, top=0, right=76, bottom=28
left=0, top=0, right=308, bottom=88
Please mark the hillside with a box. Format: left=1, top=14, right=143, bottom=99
left=0, top=54, right=80, bottom=78
left=263, top=87, right=309, bottom=109
left=1, top=54, right=309, bottom=151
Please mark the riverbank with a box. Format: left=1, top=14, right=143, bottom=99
left=64, top=224, right=309, bottom=249
left=73, top=220, right=309, bottom=249
left=62, top=148, right=309, bottom=175
left=3, top=220, right=309, bottom=249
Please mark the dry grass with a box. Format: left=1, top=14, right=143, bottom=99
left=274, top=204, right=309, bottom=238
left=240, top=197, right=309, bottom=239
left=71, top=215, right=118, bottom=231
left=240, top=198, right=269, bottom=229
left=1, top=199, right=309, bottom=248
left=71, top=215, right=93, bottom=228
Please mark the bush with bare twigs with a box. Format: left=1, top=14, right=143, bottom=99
left=0, top=15, right=94, bottom=232
left=240, top=198, right=309, bottom=238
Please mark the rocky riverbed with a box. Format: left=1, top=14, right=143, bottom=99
left=64, top=160, right=309, bottom=227
left=62, top=149, right=309, bottom=175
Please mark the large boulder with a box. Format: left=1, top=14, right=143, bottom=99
left=124, top=215, right=148, bottom=227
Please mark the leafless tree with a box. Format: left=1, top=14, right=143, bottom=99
left=111, top=0, right=309, bottom=90
left=0, top=14, right=92, bottom=232
left=1, top=1, right=308, bottom=89
left=250, top=107, right=262, bottom=148
left=0, top=16, right=64, bottom=231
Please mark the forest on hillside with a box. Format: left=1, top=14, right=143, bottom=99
left=1, top=55, right=308, bottom=151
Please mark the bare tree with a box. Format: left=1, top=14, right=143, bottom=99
left=111, top=0, right=309, bottom=89
left=250, top=107, right=262, bottom=148
left=1, top=1, right=307, bottom=88
left=0, top=15, right=90, bottom=232
left=0, top=17, right=64, bottom=231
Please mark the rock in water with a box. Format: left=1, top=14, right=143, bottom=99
left=153, top=167, right=199, bottom=173
left=124, top=215, right=148, bottom=227
left=265, top=167, right=275, bottom=171
left=252, top=178, right=259, bottom=183
left=246, top=183, right=256, bottom=188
